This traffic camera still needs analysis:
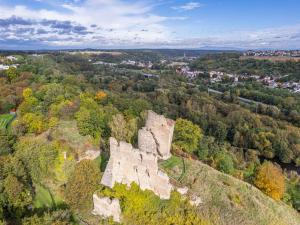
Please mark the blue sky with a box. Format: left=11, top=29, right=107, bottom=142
left=0, top=0, right=299, bottom=49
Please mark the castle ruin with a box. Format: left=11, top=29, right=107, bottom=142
left=101, top=137, right=172, bottom=199
left=93, top=111, right=175, bottom=222
left=101, top=110, right=174, bottom=199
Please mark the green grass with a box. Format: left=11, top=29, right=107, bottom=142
left=160, top=158, right=300, bottom=225
left=159, top=156, right=186, bottom=182
left=160, top=155, right=182, bottom=169
left=0, top=114, right=15, bottom=129
left=33, top=184, right=64, bottom=209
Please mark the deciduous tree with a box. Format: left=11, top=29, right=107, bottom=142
left=173, top=118, right=202, bottom=154
left=109, top=113, right=137, bottom=143
left=255, top=161, right=285, bottom=200
left=65, top=160, right=100, bottom=212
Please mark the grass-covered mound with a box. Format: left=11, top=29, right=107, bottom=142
left=161, top=156, right=300, bottom=225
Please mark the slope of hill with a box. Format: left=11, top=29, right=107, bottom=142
left=160, top=157, right=300, bottom=225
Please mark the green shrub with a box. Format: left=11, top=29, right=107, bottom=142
left=216, top=152, right=235, bottom=174
left=101, top=183, right=210, bottom=225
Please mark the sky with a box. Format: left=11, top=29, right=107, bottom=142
left=0, top=0, right=299, bottom=50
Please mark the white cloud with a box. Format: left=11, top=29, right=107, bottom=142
left=0, top=0, right=180, bottom=47
left=172, top=2, right=203, bottom=11
left=162, top=23, right=300, bottom=49
left=0, top=0, right=299, bottom=49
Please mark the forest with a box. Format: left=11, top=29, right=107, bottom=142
left=0, top=52, right=299, bottom=224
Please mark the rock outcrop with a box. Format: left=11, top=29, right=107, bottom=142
left=92, top=194, right=121, bottom=222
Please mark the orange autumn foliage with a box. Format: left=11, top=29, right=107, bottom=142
left=254, top=161, right=285, bottom=201
left=94, top=91, right=107, bottom=101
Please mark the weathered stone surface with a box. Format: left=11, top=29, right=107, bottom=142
left=78, top=149, right=100, bottom=161
left=189, top=195, right=203, bottom=206
left=177, top=186, right=189, bottom=195
left=101, top=110, right=175, bottom=208
left=92, top=194, right=121, bottom=222
left=138, top=127, right=157, bottom=154
left=141, top=110, right=175, bottom=160
left=101, top=137, right=172, bottom=199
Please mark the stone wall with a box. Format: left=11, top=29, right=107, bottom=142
left=96, top=111, right=175, bottom=223
left=101, top=111, right=174, bottom=199
left=92, top=194, right=121, bottom=222
left=101, top=137, right=172, bottom=199
left=138, top=110, right=175, bottom=160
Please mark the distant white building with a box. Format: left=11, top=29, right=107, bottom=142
left=6, top=56, right=17, bottom=61
left=121, top=60, right=136, bottom=66
left=147, top=61, right=153, bottom=69
left=168, top=62, right=188, bottom=67
left=93, top=61, right=116, bottom=66
left=0, top=64, right=9, bottom=70
left=268, top=81, right=278, bottom=89
left=137, top=62, right=146, bottom=67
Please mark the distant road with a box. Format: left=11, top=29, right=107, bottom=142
left=186, top=82, right=266, bottom=106
left=207, top=88, right=264, bottom=105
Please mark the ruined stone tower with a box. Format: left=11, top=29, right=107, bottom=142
left=138, top=110, right=175, bottom=160
left=100, top=110, right=174, bottom=199
left=93, top=111, right=175, bottom=221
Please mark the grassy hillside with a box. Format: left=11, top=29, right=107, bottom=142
left=160, top=157, right=300, bottom=225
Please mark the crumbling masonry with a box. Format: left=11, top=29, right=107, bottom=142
left=92, top=194, right=121, bottom=222
left=92, top=111, right=175, bottom=222
left=101, top=110, right=174, bottom=199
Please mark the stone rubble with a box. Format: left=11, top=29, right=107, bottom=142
left=92, top=194, right=121, bottom=222
left=78, top=149, right=100, bottom=161
left=177, top=186, right=189, bottom=195
left=189, top=195, right=203, bottom=206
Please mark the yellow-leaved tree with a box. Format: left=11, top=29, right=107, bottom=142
left=254, top=161, right=285, bottom=201
left=95, top=91, right=107, bottom=101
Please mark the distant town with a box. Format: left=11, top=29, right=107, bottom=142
left=84, top=49, right=300, bottom=94
left=243, top=50, right=300, bottom=57
left=1, top=50, right=300, bottom=93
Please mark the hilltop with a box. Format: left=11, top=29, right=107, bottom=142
left=161, top=156, right=300, bottom=225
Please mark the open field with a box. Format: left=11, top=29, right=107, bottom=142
left=240, top=55, right=300, bottom=62
left=0, top=114, right=15, bottom=129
